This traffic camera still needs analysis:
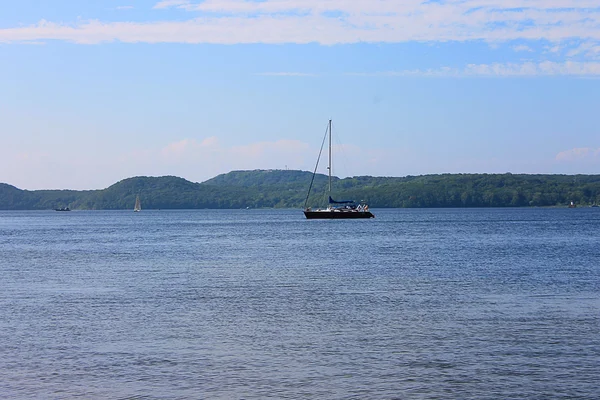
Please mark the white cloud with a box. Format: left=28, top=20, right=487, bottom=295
left=513, top=44, right=534, bottom=52
left=1, top=1, right=599, bottom=46
left=556, top=147, right=600, bottom=162
left=545, top=43, right=564, bottom=54
left=116, top=6, right=134, bottom=10
left=566, top=41, right=600, bottom=59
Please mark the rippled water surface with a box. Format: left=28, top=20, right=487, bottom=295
left=1, top=208, right=599, bottom=399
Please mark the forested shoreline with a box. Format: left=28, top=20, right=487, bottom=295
left=1, top=170, right=599, bottom=210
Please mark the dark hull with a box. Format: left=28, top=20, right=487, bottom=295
left=304, top=210, right=374, bottom=219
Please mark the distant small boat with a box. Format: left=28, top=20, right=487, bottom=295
left=591, top=204, right=599, bottom=208
left=134, top=195, right=141, bottom=212
left=568, top=201, right=576, bottom=208
left=55, top=207, right=71, bottom=212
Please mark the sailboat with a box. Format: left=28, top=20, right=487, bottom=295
left=134, top=195, right=141, bottom=212
left=303, top=120, right=374, bottom=219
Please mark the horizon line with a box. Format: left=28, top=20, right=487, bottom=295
left=2, top=169, right=600, bottom=192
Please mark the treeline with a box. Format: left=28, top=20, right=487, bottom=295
left=1, top=170, right=600, bottom=210
left=359, top=174, right=600, bottom=208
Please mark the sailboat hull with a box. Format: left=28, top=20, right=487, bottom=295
left=304, top=210, right=374, bottom=219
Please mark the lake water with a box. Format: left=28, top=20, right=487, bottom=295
left=1, top=208, right=599, bottom=399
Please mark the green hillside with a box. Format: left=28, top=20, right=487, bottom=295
left=203, top=169, right=326, bottom=188
left=1, top=170, right=600, bottom=210
left=0, top=183, right=88, bottom=210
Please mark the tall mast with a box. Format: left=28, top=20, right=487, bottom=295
left=328, top=119, right=332, bottom=194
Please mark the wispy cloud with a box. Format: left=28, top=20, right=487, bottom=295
left=255, top=72, right=318, bottom=77
left=153, top=0, right=191, bottom=10
left=465, top=61, right=600, bottom=76
left=346, top=61, right=600, bottom=77
left=116, top=6, right=134, bottom=11
left=14, top=40, right=46, bottom=45
left=1, top=1, right=599, bottom=47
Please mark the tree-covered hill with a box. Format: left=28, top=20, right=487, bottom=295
left=0, top=183, right=88, bottom=210
left=1, top=170, right=600, bottom=210
left=203, top=169, right=326, bottom=187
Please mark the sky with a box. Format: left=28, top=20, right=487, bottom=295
left=1, top=0, right=599, bottom=190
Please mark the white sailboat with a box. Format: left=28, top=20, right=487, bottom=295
left=134, top=195, right=141, bottom=212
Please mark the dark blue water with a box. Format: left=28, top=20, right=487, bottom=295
left=1, top=208, right=599, bottom=399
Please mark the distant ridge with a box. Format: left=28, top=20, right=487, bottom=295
left=203, top=169, right=322, bottom=187
left=1, top=170, right=600, bottom=210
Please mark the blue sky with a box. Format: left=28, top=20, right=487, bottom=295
left=1, top=0, right=599, bottom=189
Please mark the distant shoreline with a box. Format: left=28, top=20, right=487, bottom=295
left=2, top=170, right=600, bottom=210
